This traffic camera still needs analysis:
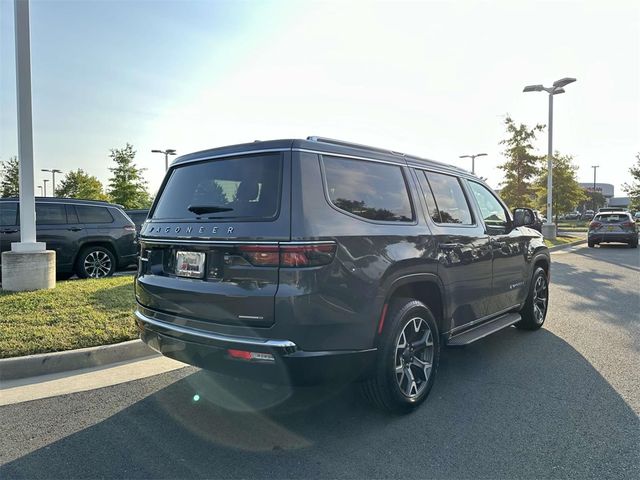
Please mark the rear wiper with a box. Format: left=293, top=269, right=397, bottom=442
left=187, top=205, right=234, bottom=214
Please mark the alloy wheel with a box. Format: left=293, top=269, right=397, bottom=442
left=394, top=317, right=434, bottom=398
left=83, top=251, right=112, bottom=278
left=533, top=275, right=548, bottom=324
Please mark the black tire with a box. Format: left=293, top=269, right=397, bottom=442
left=75, top=246, right=116, bottom=279
left=588, top=240, right=595, bottom=248
left=629, top=239, right=638, bottom=249
left=360, top=298, right=440, bottom=414
left=516, top=267, right=549, bottom=331
left=56, top=272, right=74, bottom=281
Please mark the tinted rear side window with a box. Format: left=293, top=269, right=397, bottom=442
left=35, top=204, right=67, bottom=225
left=0, top=203, right=18, bottom=226
left=425, top=172, right=473, bottom=225
left=152, top=153, right=282, bottom=221
left=76, top=205, right=114, bottom=224
left=322, top=156, right=413, bottom=222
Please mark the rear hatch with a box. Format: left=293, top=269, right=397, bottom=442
left=136, top=151, right=291, bottom=328
left=590, top=213, right=636, bottom=234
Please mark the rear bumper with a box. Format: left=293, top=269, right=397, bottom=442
left=588, top=231, right=637, bottom=243
left=135, top=306, right=376, bottom=386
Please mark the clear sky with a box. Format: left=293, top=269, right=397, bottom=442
left=1, top=0, right=638, bottom=198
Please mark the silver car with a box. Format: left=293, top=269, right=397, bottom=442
left=588, top=212, right=638, bottom=248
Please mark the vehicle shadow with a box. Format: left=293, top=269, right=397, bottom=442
left=2, top=328, right=638, bottom=479
left=551, top=248, right=640, bottom=338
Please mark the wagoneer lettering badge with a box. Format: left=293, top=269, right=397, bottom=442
left=146, top=225, right=236, bottom=235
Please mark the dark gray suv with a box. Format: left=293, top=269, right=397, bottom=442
left=135, top=137, right=550, bottom=413
left=0, top=197, right=138, bottom=279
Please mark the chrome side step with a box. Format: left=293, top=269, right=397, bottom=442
left=447, top=312, right=522, bottom=347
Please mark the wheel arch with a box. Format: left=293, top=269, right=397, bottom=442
left=381, top=274, right=448, bottom=337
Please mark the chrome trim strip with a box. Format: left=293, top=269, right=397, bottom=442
left=138, top=238, right=336, bottom=246
left=450, top=304, right=521, bottom=334
left=139, top=238, right=280, bottom=245
left=135, top=310, right=297, bottom=349
left=173, top=148, right=289, bottom=166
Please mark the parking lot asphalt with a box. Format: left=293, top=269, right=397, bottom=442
left=1, top=244, right=638, bottom=479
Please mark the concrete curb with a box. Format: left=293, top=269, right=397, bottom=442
left=548, top=239, right=587, bottom=252
left=0, top=339, right=157, bottom=382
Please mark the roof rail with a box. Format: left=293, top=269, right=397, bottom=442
left=307, top=136, right=405, bottom=157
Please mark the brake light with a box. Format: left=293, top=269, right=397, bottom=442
left=621, top=221, right=635, bottom=228
left=238, top=245, right=280, bottom=266
left=589, top=221, right=601, bottom=230
left=280, top=244, right=336, bottom=267
left=238, top=243, right=336, bottom=268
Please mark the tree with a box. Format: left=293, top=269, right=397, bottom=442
left=498, top=116, right=545, bottom=209
left=56, top=169, right=110, bottom=201
left=535, top=152, right=586, bottom=223
left=622, top=152, right=640, bottom=211
left=0, top=157, right=20, bottom=198
left=583, top=190, right=606, bottom=212
left=107, top=144, right=151, bottom=209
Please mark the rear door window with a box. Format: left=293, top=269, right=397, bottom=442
left=0, top=202, right=18, bottom=226
left=322, top=156, right=413, bottom=222
left=424, top=171, right=473, bottom=225
left=35, top=204, right=67, bottom=225
left=152, top=153, right=283, bottom=221
left=76, top=205, right=114, bottom=224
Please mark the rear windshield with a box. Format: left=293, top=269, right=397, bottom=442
left=595, top=214, right=630, bottom=223
left=152, top=153, right=282, bottom=221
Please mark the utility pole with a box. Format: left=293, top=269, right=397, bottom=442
left=42, top=168, right=62, bottom=197
left=151, top=149, right=177, bottom=171
left=592, top=165, right=599, bottom=210
left=2, top=0, right=55, bottom=291
left=459, top=153, right=487, bottom=175
left=523, top=77, right=577, bottom=240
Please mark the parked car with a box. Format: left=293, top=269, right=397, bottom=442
left=0, top=197, right=138, bottom=279
left=581, top=210, right=595, bottom=221
left=134, top=137, right=550, bottom=413
left=597, top=207, right=626, bottom=213
left=588, top=211, right=638, bottom=248
left=124, top=209, right=149, bottom=234
left=635, top=212, right=640, bottom=221
left=565, top=211, right=581, bottom=220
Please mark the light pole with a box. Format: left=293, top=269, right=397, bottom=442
left=42, top=179, right=49, bottom=197
left=459, top=153, right=487, bottom=175
left=41, top=168, right=62, bottom=197
left=37, top=185, right=42, bottom=196
left=151, top=149, right=177, bottom=171
left=592, top=165, right=599, bottom=209
left=523, top=77, right=576, bottom=240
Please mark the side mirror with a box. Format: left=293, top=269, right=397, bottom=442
left=513, top=207, right=535, bottom=228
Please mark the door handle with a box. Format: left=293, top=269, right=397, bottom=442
left=439, top=243, right=462, bottom=249
left=67, top=227, right=82, bottom=232
left=1, top=229, right=19, bottom=234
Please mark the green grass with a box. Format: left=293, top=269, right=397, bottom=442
left=544, top=235, right=581, bottom=248
left=0, top=276, right=137, bottom=358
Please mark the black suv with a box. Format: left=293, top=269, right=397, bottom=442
left=135, top=137, right=550, bottom=413
left=0, top=197, right=138, bottom=279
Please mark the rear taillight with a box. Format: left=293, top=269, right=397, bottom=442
left=621, top=221, right=635, bottom=229
left=589, top=221, right=602, bottom=230
left=238, top=242, right=336, bottom=268
left=238, top=245, right=280, bottom=266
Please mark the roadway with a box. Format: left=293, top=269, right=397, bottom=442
left=1, top=244, right=639, bottom=479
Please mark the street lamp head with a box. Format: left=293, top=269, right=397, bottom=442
left=476, top=153, right=488, bottom=158
left=151, top=149, right=163, bottom=153
left=553, top=77, right=576, bottom=88
left=459, top=155, right=471, bottom=159
left=51, top=169, right=62, bottom=173
left=552, top=88, right=566, bottom=95
left=167, top=149, right=177, bottom=155
left=523, top=84, right=545, bottom=93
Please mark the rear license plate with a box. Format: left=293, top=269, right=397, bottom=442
left=176, top=251, right=205, bottom=278
left=607, top=226, right=615, bottom=231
